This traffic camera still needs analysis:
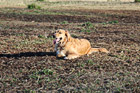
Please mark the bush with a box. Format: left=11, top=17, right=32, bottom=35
left=135, top=0, right=140, bottom=2
left=27, top=4, right=41, bottom=9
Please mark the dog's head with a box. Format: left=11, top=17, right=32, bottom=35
left=53, top=29, right=70, bottom=45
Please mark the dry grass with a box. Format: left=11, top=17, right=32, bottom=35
left=0, top=0, right=34, bottom=8
left=0, top=0, right=140, bottom=10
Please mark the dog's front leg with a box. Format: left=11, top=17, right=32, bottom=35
left=57, top=50, right=66, bottom=58
left=64, top=54, right=80, bottom=59
left=55, top=44, right=58, bottom=52
left=55, top=44, right=61, bottom=56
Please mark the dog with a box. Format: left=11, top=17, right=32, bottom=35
left=53, top=29, right=109, bottom=59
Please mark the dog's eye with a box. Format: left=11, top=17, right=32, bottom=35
left=59, top=32, right=62, bottom=34
left=60, top=37, right=62, bottom=40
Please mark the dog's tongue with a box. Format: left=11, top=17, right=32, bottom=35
left=53, top=38, right=60, bottom=44
left=53, top=40, right=56, bottom=44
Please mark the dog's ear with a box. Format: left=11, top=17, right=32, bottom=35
left=65, top=30, right=71, bottom=41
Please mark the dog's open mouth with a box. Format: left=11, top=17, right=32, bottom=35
left=53, top=37, right=62, bottom=44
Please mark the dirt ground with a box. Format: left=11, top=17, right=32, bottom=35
left=0, top=8, right=140, bottom=92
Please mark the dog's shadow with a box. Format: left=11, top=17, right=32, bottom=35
left=0, top=52, right=56, bottom=58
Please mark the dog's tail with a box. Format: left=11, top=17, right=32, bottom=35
left=87, top=48, right=109, bottom=55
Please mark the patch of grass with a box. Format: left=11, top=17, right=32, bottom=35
left=29, top=69, right=54, bottom=84
left=37, top=69, right=54, bottom=75
left=71, top=34, right=78, bottom=38
left=39, top=69, right=53, bottom=76
left=135, top=0, right=140, bottom=2
left=12, top=36, right=48, bottom=50
left=27, top=4, right=41, bottom=9
left=38, top=34, right=46, bottom=38
left=80, top=29, right=92, bottom=33
left=85, top=59, right=95, bottom=65
left=102, top=20, right=119, bottom=25
left=24, top=89, right=36, bottom=93
left=80, top=22, right=95, bottom=33
left=82, top=22, right=93, bottom=29
left=108, top=20, right=119, bottom=24
left=16, top=33, right=25, bottom=36
left=77, top=62, right=85, bottom=67
left=60, top=21, right=69, bottom=24
left=0, top=24, right=2, bottom=29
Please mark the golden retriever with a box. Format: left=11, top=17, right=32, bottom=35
left=53, top=29, right=109, bottom=59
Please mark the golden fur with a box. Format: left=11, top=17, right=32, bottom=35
left=53, top=29, right=109, bottom=59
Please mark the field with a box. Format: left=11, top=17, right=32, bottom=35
left=0, top=1, right=140, bottom=93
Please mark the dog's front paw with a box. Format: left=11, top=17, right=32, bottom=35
left=64, top=57, right=68, bottom=60
left=64, top=55, right=79, bottom=60
left=57, top=54, right=63, bottom=58
left=64, top=56, right=74, bottom=60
